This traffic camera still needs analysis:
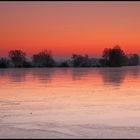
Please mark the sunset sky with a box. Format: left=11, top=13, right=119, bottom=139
left=0, top=1, right=140, bottom=58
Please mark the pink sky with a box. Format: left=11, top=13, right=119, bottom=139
left=0, top=1, right=140, bottom=57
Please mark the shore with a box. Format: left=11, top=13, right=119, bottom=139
left=1, top=123, right=140, bottom=138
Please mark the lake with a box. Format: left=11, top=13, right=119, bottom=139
left=0, top=67, right=140, bottom=138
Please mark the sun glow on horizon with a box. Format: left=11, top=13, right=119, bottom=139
left=0, top=1, right=140, bottom=57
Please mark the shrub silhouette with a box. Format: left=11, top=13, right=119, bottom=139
left=8, top=50, right=26, bottom=67
left=0, top=57, right=9, bottom=68
left=32, top=50, right=55, bottom=67
left=99, top=58, right=107, bottom=67
left=59, top=61, right=69, bottom=67
left=23, top=60, right=32, bottom=68
left=71, top=54, right=91, bottom=67
left=128, top=54, right=139, bottom=66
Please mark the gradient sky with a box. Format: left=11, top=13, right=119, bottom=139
left=1, top=1, right=140, bottom=58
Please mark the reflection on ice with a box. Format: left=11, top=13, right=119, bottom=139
left=0, top=67, right=140, bottom=138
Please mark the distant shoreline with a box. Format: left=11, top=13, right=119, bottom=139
left=0, top=65, right=139, bottom=69
left=0, top=46, right=140, bottom=68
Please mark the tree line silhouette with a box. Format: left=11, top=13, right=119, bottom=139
left=0, top=45, right=139, bottom=68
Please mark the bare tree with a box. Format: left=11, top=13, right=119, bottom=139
left=8, top=50, right=26, bottom=67
left=32, top=50, right=55, bottom=67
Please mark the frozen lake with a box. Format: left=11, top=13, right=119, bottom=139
left=0, top=67, right=140, bottom=138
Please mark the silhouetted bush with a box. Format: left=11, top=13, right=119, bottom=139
left=71, top=54, right=91, bottom=67
left=59, top=61, right=69, bottom=67
left=0, top=57, right=9, bottom=68
left=8, top=50, right=26, bottom=67
left=128, top=54, right=139, bottom=66
left=32, top=50, right=55, bottom=67
left=99, top=58, right=107, bottom=67
left=23, top=61, right=32, bottom=68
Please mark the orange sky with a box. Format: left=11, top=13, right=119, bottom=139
left=0, top=1, right=140, bottom=57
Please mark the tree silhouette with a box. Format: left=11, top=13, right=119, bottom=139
left=128, top=54, right=139, bottom=66
left=102, top=45, right=126, bottom=67
left=102, top=48, right=111, bottom=63
left=0, top=57, right=9, bottom=68
left=32, top=50, right=55, bottom=67
left=71, top=54, right=91, bottom=67
left=8, top=50, right=26, bottom=67
left=0, top=46, right=138, bottom=68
